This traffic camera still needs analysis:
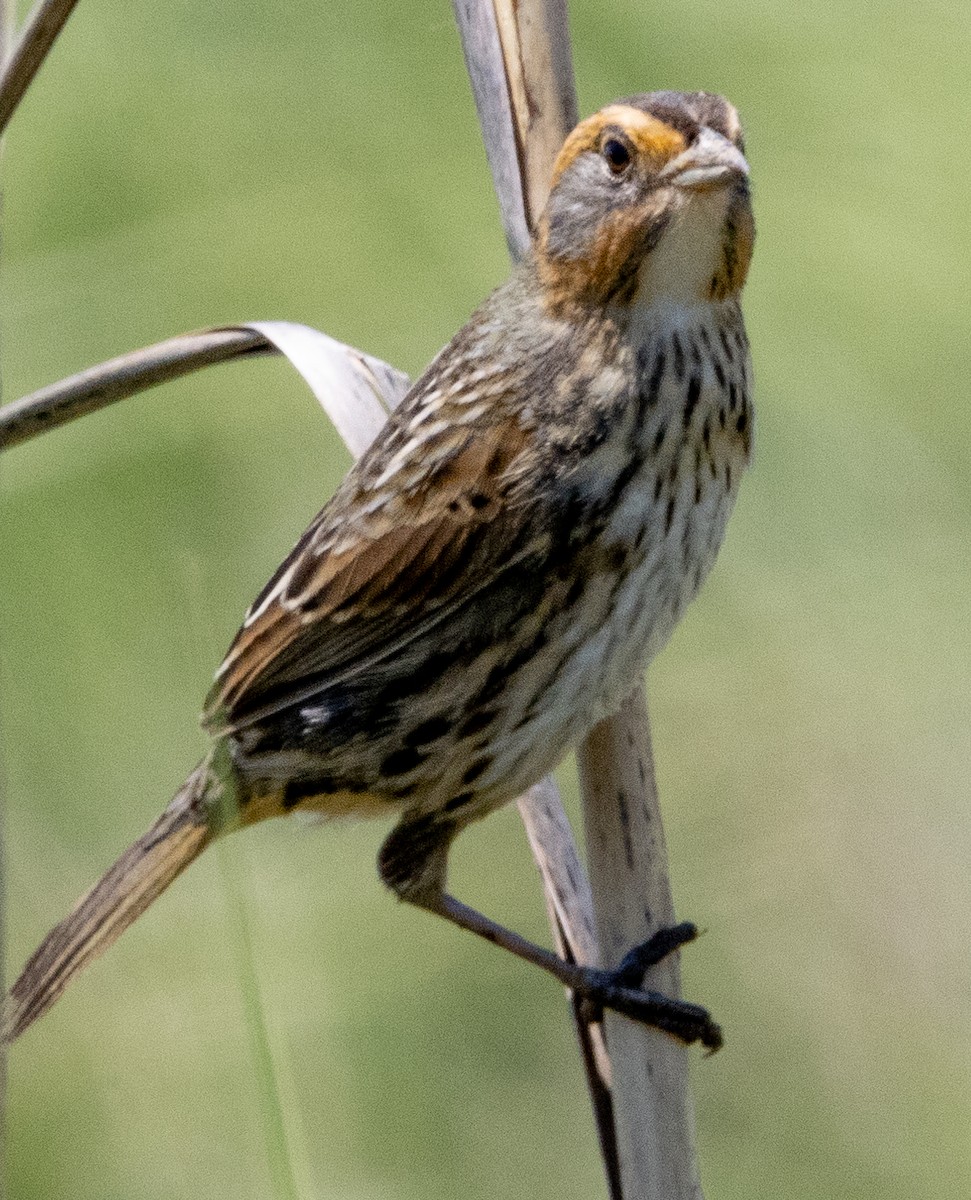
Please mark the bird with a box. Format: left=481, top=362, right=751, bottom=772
left=5, top=90, right=754, bottom=1047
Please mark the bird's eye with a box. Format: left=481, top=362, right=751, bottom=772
left=602, top=137, right=632, bottom=174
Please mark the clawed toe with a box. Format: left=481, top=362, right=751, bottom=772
left=578, top=970, right=722, bottom=1051
left=574, top=921, right=721, bottom=1052
left=611, top=921, right=700, bottom=988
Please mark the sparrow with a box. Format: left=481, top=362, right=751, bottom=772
left=5, top=90, right=754, bottom=1048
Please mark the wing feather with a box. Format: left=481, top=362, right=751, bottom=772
left=202, top=414, right=537, bottom=735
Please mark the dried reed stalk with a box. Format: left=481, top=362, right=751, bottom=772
left=0, top=0, right=81, bottom=135
left=456, top=3, right=706, bottom=1196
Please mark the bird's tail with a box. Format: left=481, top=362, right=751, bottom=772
left=4, top=754, right=227, bottom=1042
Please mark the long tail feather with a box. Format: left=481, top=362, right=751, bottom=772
left=4, top=755, right=221, bottom=1042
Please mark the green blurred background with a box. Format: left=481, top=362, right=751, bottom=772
left=2, top=0, right=969, bottom=1196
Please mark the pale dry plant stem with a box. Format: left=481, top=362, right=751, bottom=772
left=0, top=0, right=80, bottom=135
left=458, top=3, right=706, bottom=1196
left=0, top=328, right=272, bottom=450
left=580, top=694, right=703, bottom=1200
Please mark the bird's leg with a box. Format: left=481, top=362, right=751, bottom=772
left=378, top=816, right=722, bottom=1051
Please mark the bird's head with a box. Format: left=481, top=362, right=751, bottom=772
left=534, top=91, right=754, bottom=315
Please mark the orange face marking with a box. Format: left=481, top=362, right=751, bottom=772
left=549, top=105, right=687, bottom=188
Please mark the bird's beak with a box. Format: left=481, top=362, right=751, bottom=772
left=663, top=127, right=750, bottom=192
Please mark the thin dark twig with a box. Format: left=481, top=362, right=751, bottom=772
left=0, top=0, right=81, bottom=135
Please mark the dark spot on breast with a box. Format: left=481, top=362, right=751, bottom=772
left=607, top=544, right=627, bottom=571
left=405, top=715, right=453, bottom=746
left=461, top=759, right=490, bottom=786
left=469, top=493, right=490, bottom=511
left=728, top=381, right=738, bottom=412
left=445, top=791, right=475, bottom=812
left=505, top=628, right=548, bottom=677
left=664, top=495, right=676, bottom=533
left=460, top=708, right=497, bottom=737
left=635, top=350, right=667, bottom=428
left=649, top=350, right=667, bottom=386
left=652, top=422, right=667, bottom=454
left=718, top=406, right=727, bottom=429
left=719, top=328, right=734, bottom=361
left=396, top=650, right=453, bottom=697
left=388, top=783, right=417, bottom=800
left=608, top=454, right=643, bottom=507
left=702, top=419, right=711, bottom=450
left=448, top=499, right=461, bottom=513
left=381, top=745, right=430, bottom=778
left=671, top=333, right=686, bottom=379
left=736, top=409, right=748, bottom=434
left=478, top=660, right=509, bottom=705
left=713, top=361, right=726, bottom=387
left=683, top=376, right=701, bottom=425
left=565, top=576, right=585, bottom=608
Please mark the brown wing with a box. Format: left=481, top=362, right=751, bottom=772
left=202, top=414, right=539, bottom=735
